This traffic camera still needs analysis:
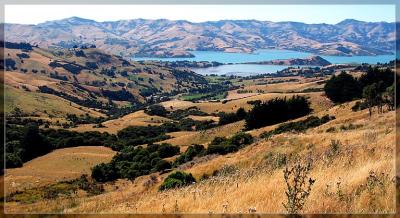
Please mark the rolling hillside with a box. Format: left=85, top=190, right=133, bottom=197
left=3, top=43, right=210, bottom=118
left=4, top=100, right=395, bottom=213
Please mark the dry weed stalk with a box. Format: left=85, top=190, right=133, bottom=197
left=282, top=160, right=315, bottom=214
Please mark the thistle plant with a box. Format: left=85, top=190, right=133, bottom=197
left=282, top=161, right=315, bottom=214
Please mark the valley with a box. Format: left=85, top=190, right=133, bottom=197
left=2, top=14, right=397, bottom=215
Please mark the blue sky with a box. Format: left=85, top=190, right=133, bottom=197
left=5, top=4, right=396, bottom=24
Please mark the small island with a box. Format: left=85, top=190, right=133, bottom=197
left=245, top=55, right=332, bottom=66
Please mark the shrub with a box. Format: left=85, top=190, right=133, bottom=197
left=20, top=123, right=52, bottom=162
left=75, top=50, right=86, bottom=57
left=230, top=132, right=254, bottom=146
left=245, top=95, right=311, bottom=130
left=145, top=104, right=168, bottom=117
left=4, top=124, right=116, bottom=170
left=236, top=107, right=247, bottom=120
left=102, top=88, right=136, bottom=102
left=5, top=58, right=17, bottom=70
left=217, top=108, right=247, bottom=126
left=264, top=152, right=287, bottom=170
left=218, top=112, right=240, bottom=125
left=261, top=115, right=334, bottom=138
left=173, top=144, right=205, bottom=166
left=351, top=101, right=368, bottom=111
left=85, top=62, right=98, bottom=69
left=326, top=127, right=336, bottom=133
left=156, top=143, right=180, bottom=158
left=359, top=67, right=394, bottom=93
left=324, top=71, right=361, bottom=103
left=207, top=132, right=253, bottom=155
left=155, top=160, right=172, bottom=172
left=16, top=53, right=30, bottom=59
left=91, top=163, right=118, bottom=183
left=159, top=171, right=196, bottom=191
left=6, top=152, right=23, bottom=168
left=92, top=143, right=178, bottom=182
left=116, top=126, right=170, bottom=147
left=167, top=107, right=208, bottom=120
left=324, top=68, right=394, bottom=104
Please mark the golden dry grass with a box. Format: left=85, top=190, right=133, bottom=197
left=225, top=91, right=261, bottom=101
left=160, top=121, right=245, bottom=149
left=72, top=110, right=172, bottom=134
left=225, top=76, right=325, bottom=101
left=161, top=92, right=332, bottom=114
left=4, top=101, right=395, bottom=214
left=3, top=146, right=116, bottom=194
left=244, top=78, right=325, bottom=93
left=187, top=115, right=219, bottom=122
left=3, top=84, right=104, bottom=118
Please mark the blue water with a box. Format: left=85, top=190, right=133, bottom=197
left=192, top=64, right=289, bottom=76
left=133, top=49, right=395, bottom=76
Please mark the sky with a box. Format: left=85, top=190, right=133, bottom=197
left=5, top=4, right=396, bottom=25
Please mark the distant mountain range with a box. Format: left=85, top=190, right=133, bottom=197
left=4, top=17, right=396, bottom=58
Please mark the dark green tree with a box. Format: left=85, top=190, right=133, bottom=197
left=145, top=104, right=168, bottom=117
left=20, top=123, right=51, bottom=161
left=362, top=83, right=379, bottom=117
left=236, top=107, right=247, bottom=120
left=324, top=72, right=361, bottom=103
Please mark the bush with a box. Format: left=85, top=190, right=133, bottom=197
left=116, top=126, right=170, bottom=147
left=261, top=115, right=334, bottom=138
left=245, top=95, right=312, bottom=130
left=351, top=101, right=368, bottom=111
left=207, top=132, right=253, bottom=155
left=20, top=123, right=52, bottom=162
left=92, top=143, right=178, bottom=182
left=102, top=88, right=136, bottom=102
left=359, top=67, right=394, bottom=93
left=145, top=104, right=168, bottom=117
left=324, top=68, right=394, bottom=104
left=91, top=163, right=118, bottom=183
left=236, top=107, right=247, bottom=120
left=230, top=132, right=254, bottom=146
left=5, top=124, right=116, bottom=170
left=6, top=152, right=23, bottom=168
left=218, top=108, right=247, bottom=125
left=75, top=50, right=86, bottom=57
left=5, top=58, right=17, bottom=70
left=16, top=53, right=30, bottom=59
left=324, top=72, right=361, bottom=103
left=159, top=171, right=196, bottom=191
left=167, top=107, right=208, bottom=120
left=156, top=143, right=180, bottom=158
left=174, top=144, right=205, bottom=166
left=85, top=62, right=98, bottom=69
left=155, top=159, right=172, bottom=172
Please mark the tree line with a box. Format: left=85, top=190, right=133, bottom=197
left=324, top=67, right=396, bottom=116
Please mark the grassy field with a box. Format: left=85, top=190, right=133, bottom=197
left=162, top=92, right=332, bottom=114
left=3, top=84, right=104, bottom=118
left=3, top=146, right=116, bottom=194
left=3, top=66, right=396, bottom=214
left=71, top=110, right=172, bottom=134
left=180, top=92, right=227, bottom=101
left=4, top=102, right=395, bottom=213
left=160, top=121, right=245, bottom=149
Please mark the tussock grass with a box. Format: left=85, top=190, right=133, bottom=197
left=4, top=97, right=395, bottom=214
